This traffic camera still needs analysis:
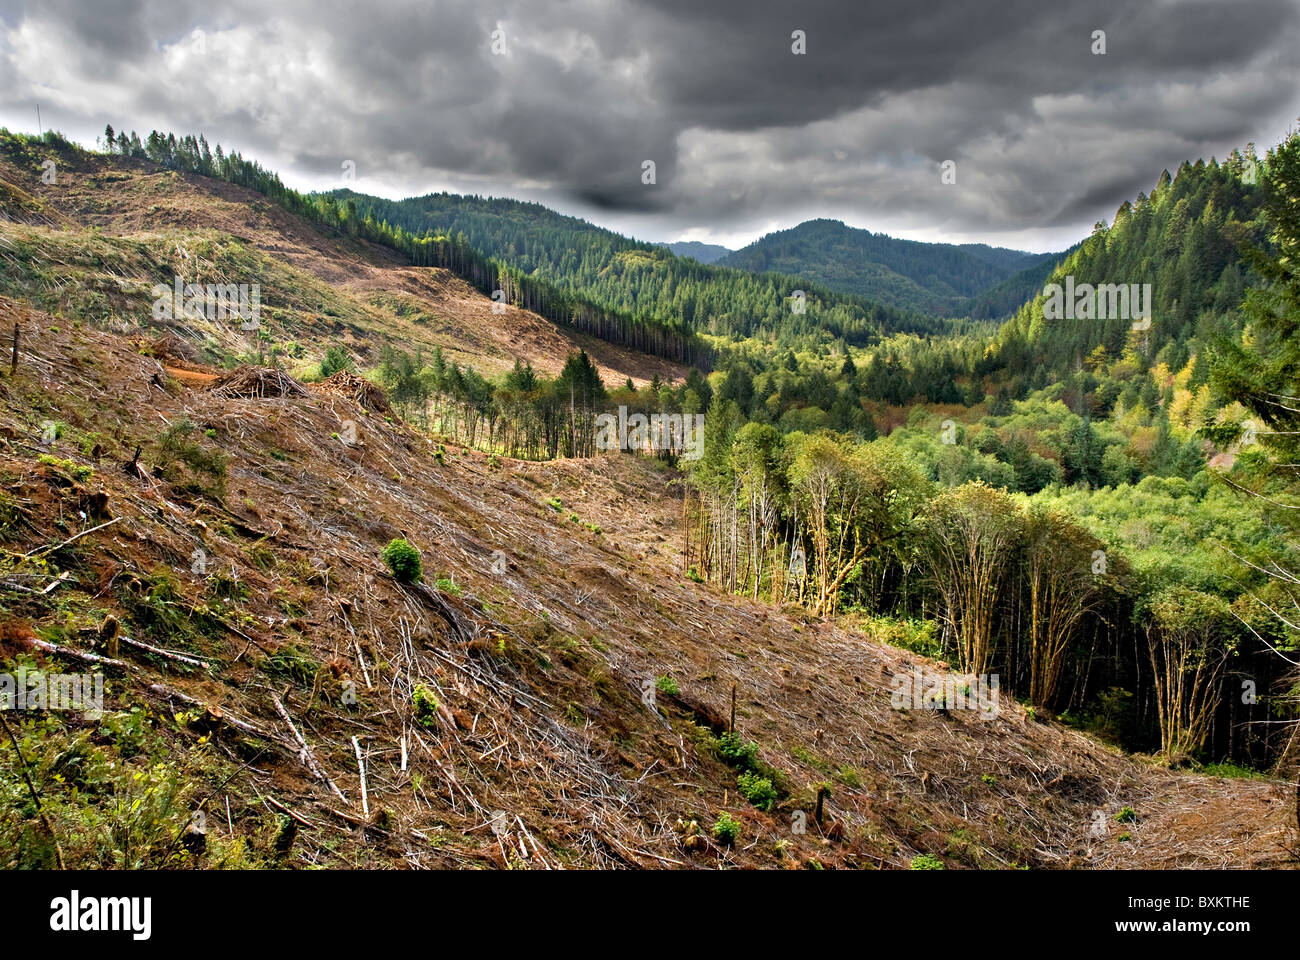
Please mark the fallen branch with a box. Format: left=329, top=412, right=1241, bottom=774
left=120, top=635, right=210, bottom=670
left=144, top=683, right=279, bottom=743
left=23, top=516, right=122, bottom=560
left=264, top=794, right=319, bottom=829
left=29, top=637, right=134, bottom=673
left=272, top=694, right=347, bottom=804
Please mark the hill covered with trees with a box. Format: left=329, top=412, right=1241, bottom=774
left=332, top=190, right=944, bottom=348
left=718, top=218, right=1064, bottom=317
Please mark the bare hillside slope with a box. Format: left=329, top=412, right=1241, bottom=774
left=0, top=296, right=1290, bottom=869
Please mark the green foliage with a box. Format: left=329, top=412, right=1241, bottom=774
left=736, top=771, right=778, bottom=811
left=910, top=854, right=946, bottom=870
left=381, top=539, right=423, bottom=583
left=319, top=345, right=353, bottom=377
left=37, top=454, right=93, bottom=481
left=711, top=812, right=740, bottom=845
left=655, top=675, right=679, bottom=697
left=0, top=711, right=260, bottom=869
left=157, top=418, right=226, bottom=495
left=412, top=684, right=439, bottom=728
left=1200, top=762, right=1268, bottom=780
left=714, top=731, right=760, bottom=771
left=1114, top=806, right=1137, bottom=823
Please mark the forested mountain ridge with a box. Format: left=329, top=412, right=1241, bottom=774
left=660, top=240, right=733, bottom=263
left=0, top=129, right=689, bottom=388
left=717, top=218, right=1064, bottom=317
left=988, top=147, right=1267, bottom=386
left=964, top=242, right=1084, bottom=320
left=333, top=189, right=946, bottom=347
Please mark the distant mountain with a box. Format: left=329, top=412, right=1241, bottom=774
left=718, top=219, right=1062, bottom=318
left=964, top=244, right=1078, bottom=320
left=659, top=240, right=733, bottom=263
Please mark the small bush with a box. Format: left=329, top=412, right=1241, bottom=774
left=320, top=345, right=353, bottom=377
left=412, top=684, right=439, bottom=728
left=736, top=771, right=778, bottom=811
left=711, top=813, right=740, bottom=845
left=837, top=765, right=863, bottom=788
left=157, top=418, right=227, bottom=494
left=655, top=675, right=679, bottom=697
left=714, top=731, right=760, bottom=771
left=37, top=454, right=93, bottom=481
left=1114, top=806, right=1136, bottom=823
left=382, top=539, right=423, bottom=583
left=910, top=854, right=945, bottom=870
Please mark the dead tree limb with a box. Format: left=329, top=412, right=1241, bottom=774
left=273, top=694, right=347, bottom=804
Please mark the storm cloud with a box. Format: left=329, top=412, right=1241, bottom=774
left=2, top=0, right=1298, bottom=249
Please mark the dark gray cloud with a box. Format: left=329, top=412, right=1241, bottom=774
left=2, top=0, right=1298, bottom=250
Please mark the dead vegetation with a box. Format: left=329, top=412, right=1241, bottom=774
left=0, top=293, right=1291, bottom=869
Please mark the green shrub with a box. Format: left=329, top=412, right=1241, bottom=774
left=1114, top=806, right=1137, bottom=823
left=157, top=418, right=226, bottom=494
left=37, top=454, right=93, bottom=481
left=714, top=731, right=760, bottom=771
left=711, top=813, right=740, bottom=845
left=320, top=345, right=353, bottom=377
left=837, top=765, right=863, bottom=788
left=382, top=539, right=423, bottom=583
left=910, top=854, right=945, bottom=870
left=736, top=771, right=778, bottom=811
left=413, top=684, right=439, bottom=728
left=655, top=675, right=679, bottom=697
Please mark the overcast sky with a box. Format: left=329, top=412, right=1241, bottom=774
left=3, top=0, right=1298, bottom=253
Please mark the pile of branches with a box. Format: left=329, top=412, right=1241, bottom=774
left=312, top=370, right=394, bottom=416
left=206, top=365, right=307, bottom=400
